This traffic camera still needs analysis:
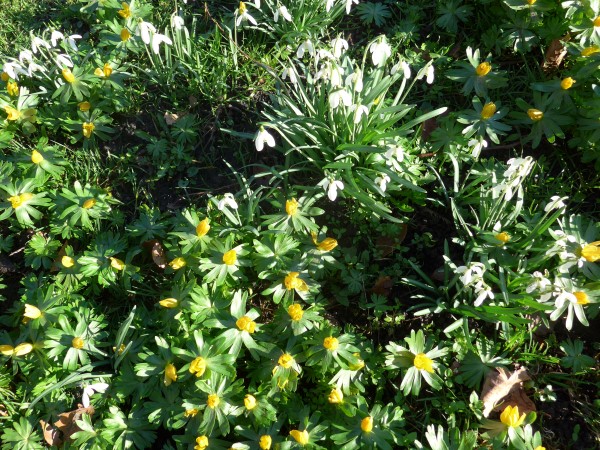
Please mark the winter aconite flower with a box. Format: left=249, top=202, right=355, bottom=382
left=7, top=81, right=18, bottom=96
left=286, top=198, right=298, bottom=216
left=311, top=232, right=338, bottom=252
left=361, top=416, right=374, bottom=433
left=82, top=122, right=95, bottom=138
left=328, top=387, right=343, bottom=404
left=110, top=257, right=126, bottom=270
left=581, top=241, right=600, bottom=262
left=287, top=303, right=304, bottom=321
left=289, top=429, right=309, bottom=445
left=169, top=257, right=186, bottom=270
left=574, top=291, right=590, bottom=305
left=184, top=408, right=198, bottom=417
left=560, top=77, right=575, bottom=90
left=500, top=405, right=526, bottom=428
left=94, top=63, right=113, bottom=78
left=118, top=2, right=131, bottom=19
left=24, top=304, right=42, bottom=320
left=31, top=150, right=44, bottom=164
left=223, top=249, right=237, bottom=265
left=164, top=363, right=177, bottom=386
left=8, top=193, right=33, bottom=209
left=481, top=102, right=497, bottom=119
left=195, top=435, right=208, bottom=450
left=207, top=393, right=220, bottom=409
left=284, top=272, right=308, bottom=291
left=62, top=68, right=75, bottom=83
left=0, top=343, right=33, bottom=357
left=259, top=435, right=272, bottom=450
left=278, top=353, right=295, bottom=369
left=244, top=394, right=257, bottom=410
left=581, top=46, right=599, bottom=56
left=196, top=218, right=210, bottom=237
left=121, top=29, right=131, bottom=41
left=72, top=337, right=85, bottom=349
left=323, top=336, right=339, bottom=351
left=527, top=109, right=543, bottom=121
left=83, top=198, right=96, bottom=209
left=62, top=255, right=75, bottom=268
left=78, top=101, right=91, bottom=111
left=495, top=232, right=511, bottom=244
left=236, top=315, right=256, bottom=333
left=476, top=62, right=491, bottom=76
left=159, top=298, right=179, bottom=308
left=4, top=106, right=21, bottom=121
left=189, top=356, right=207, bottom=377
left=413, top=353, right=434, bottom=373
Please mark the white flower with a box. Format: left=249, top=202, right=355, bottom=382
left=455, top=262, right=485, bottom=287
left=255, top=126, right=276, bottom=151
left=50, top=30, right=64, bottom=47
left=297, top=39, right=315, bottom=59
left=329, top=89, right=352, bottom=109
left=274, top=5, right=292, bottom=22
left=282, top=66, right=298, bottom=84
left=474, top=284, right=494, bottom=307
left=345, top=0, right=359, bottom=14
left=171, top=15, right=185, bottom=30
left=345, top=70, right=363, bottom=92
left=139, top=21, right=157, bottom=45
left=331, top=37, right=348, bottom=58
left=26, top=61, right=46, bottom=77
left=401, top=61, right=411, bottom=79
left=526, top=271, right=552, bottom=302
left=323, top=178, right=344, bottom=201
left=55, top=54, right=73, bottom=68
left=369, top=39, right=391, bottom=67
left=353, top=104, right=369, bottom=123
left=544, top=195, right=567, bottom=212
left=468, top=137, right=487, bottom=158
left=151, top=33, right=173, bottom=54
left=236, top=2, right=257, bottom=26
left=218, top=193, right=238, bottom=211
left=19, top=50, right=33, bottom=64
left=3, top=61, right=24, bottom=80
left=326, top=0, right=335, bottom=12
left=31, top=36, right=51, bottom=54
left=385, top=144, right=405, bottom=163
left=426, top=65, right=435, bottom=84
left=375, top=174, right=390, bottom=192
left=315, top=62, right=344, bottom=87
left=65, top=34, right=82, bottom=52
left=82, top=382, right=109, bottom=408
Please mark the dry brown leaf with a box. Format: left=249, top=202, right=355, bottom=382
left=542, top=37, right=569, bottom=72
left=164, top=112, right=179, bottom=125
left=481, top=367, right=532, bottom=417
left=149, top=240, right=167, bottom=268
left=376, top=224, right=408, bottom=257
left=41, top=405, right=95, bottom=447
left=371, top=276, right=393, bottom=297
left=40, top=419, right=62, bottom=447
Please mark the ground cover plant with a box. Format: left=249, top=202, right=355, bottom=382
left=0, top=0, right=599, bottom=449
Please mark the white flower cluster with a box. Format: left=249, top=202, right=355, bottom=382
left=455, top=262, right=495, bottom=307
left=491, top=156, right=535, bottom=201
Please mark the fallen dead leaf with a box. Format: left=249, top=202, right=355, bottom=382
left=542, top=36, right=569, bottom=72
left=376, top=224, right=408, bottom=257
left=148, top=240, right=167, bottom=269
left=40, top=405, right=95, bottom=447
left=371, top=276, right=393, bottom=297
left=481, top=367, right=534, bottom=417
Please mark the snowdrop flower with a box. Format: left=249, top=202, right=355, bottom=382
left=384, top=144, right=405, bottom=172
left=19, top=50, right=33, bottom=64
left=326, top=0, right=335, bottom=12
left=218, top=193, right=238, bottom=211
left=82, top=382, right=109, bottom=408
left=50, top=30, right=64, bottom=47
left=255, top=126, right=275, bottom=151
left=426, top=65, right=435, bottom=84
left=31, top=36, right=51, bottom=54
left=315, top=62, right=344, bottom=87
left=468, top=137, right=488, bottom=159
left=3, top=61, right=24, bottom=80
left=345, top=69, right=363, bottom=92
left=55, top=54, right=73, bottom=68
left=331, top=37, right=348, bottom=58
left=544, top=195, right=567, bottom=212
left=171, top=15, right=185, bottom=30
left=329, top=88, right=352, bottom=109
left=282, top=66, right=297, bottom=84
left=139, top=21, right=157, bottom=45
left=26, top=61, right=46, bottom=77
left=455, top=262, right=485, bottom=287
left=345, top=0, right=359, bottom=13
left=323, top=178, right=344, bottom=201
left=65, top=34, right=82, bottom=52
left=375, top=174, right=390, bottom=192
left=399, top=61, right=411, bottom=79
left=526, top=271, right=553, bottom=302
left=297, top=39, right=315, bottom=59
left=151, top=33, right=173, bottom=54
left=236, top=2, right=257, bottom=26
left=369, top=39, right=391, bottom=67
left=474, top=283, right=494, bottom=307
left=353, top=104, right=369, bottom=123
left=274, top=5, right=292, bottom=22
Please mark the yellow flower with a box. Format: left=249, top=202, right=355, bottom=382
left=196, top=218, right=210, bottom=237
left=361, top=416, right=374, bottom=433
left=184, top=408, right=198, bottom=417
left=286, top=198, right=299, bottom=216
left=289, top=429, right=309, bottom=446
left=159, top=298, right=179, bottom=308
left=413, top=353, right=434, bottom=373
left=533, top=446, right=546, bottom=450
left=287, top=303, right=304, bottom=321
left=78, top=101, right=91, bottom=112
left=82, top=122, right=95, bottom=138
left=24, top=304, right=42, bottom=320
left=495, top=231, right=510, bottom=244
left=349, top=355, right=365, bottom=371
left=259, top=434, right=272, bottom=450
left=4, top=105, right=21, bottom=121
left=7, top=81, right=18, bottom=96
left=244, top=394, right=257, bottom=410
left=223, top=249, right=237, bottom=265
left=527, top=109, right=544, bottom=121
left=328, top=387, right=343, bottom=404
left=113, top=343, right=126, bottom=354
left=581, top=46, right=600, bottom=56
left=278, top=353, right=295, bottom=369
left=239, top=2, right=247, bottom=15
left=121, top=28, right=131, bottom=41
left=560, top=77, right=575, bottom=90
left=527, top=0, right=536, bottom=4
left=0, top=343, right=33, bottom=357
left=323, top=336, right=339, bottom=351
left=8, top=193, right=33, bottom=209
left=94, top=63, right=113, bottom=78
left=581, top=241, right=600, bottom=262
left=476, top=62, right=491, bottom=76
left=31, top=150, right=44, bottom=164
left=83, top=198, right=96, bottom=209
left=110, top=257, right=126, bottom=270
left=500, top=405, right=526, bottom=428
left=284, top=272, right=308, bottom=291
left=118, top=2, right=131, bottom=19
left=236, top=315, right=256, bottom=333
left=574, top=291, right=590, bottom=305
left=62, top=255, right=75, bottom=268
left=195, top=436, right=208, bottom=450
left=169, top=257, right=186, bottom=270
left=189, top=356, right=207, bottom=377
left=480, top=102, right=497, bottom=120
left=62, top=68, right=75, bottom=83
left=207, top=393, right=220, bottom=409
left=72, top=337, right=85, bottom=349
left=311, top=232, right=338, bottom=252
left=164, top=363, right=177, bottom=386
left=0, top=72, right=8, bottom=82
left=594, top=16, right=600, bottom=27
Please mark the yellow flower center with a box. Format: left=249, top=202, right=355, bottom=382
left=62, top=68, right=75, bottom=83
left=323, top=336, right=339, bottom=351
left=195, top=436, right=209, bottom=450
left=480, top=102, right=497, bottom=120
left=476, top=62, right=491, bottom=76
left=159, top=298, right=178, bottom=308
left=289, top=430, right=309, bottom=445
left=361, top=416, right=374, bottom=433
left=223, top=249, right=237, bottom=265
left=236, top=315, right=256, bottom=333
left=593, top=16, right=600, bottom=27
left=189, top=356, right=207, bottom=377
left=287, top=303, right=304, bottom=321
left=118, top=2, right=131, bottom=19
left=527, top=109, right=544, bottom=121
left=581, top=46, right=600, bottom=56
left=72, top=337, right=85, bottom=349
left=4, top=105, right=21, bottom=121
left=413, top=353, right=434, bottom=373
left=574, top=291, right=590, bottom=305
left=500, top=405, right=526, bottom=428
left=7, top=81, right=19, bottom=96
left=184, top=408, right=198, bottom=417
left=560, top=77, right=575, bottom=90
left=196, top=218, right=210, bottom=237
left=278, top=353, right=295, bottom=369
left=110, top=257, right=126, bottom=270
left=581, top=241, right=600, bottom=262
left=284, top=272, right=308, bottom=291
left=83, top=198, right=96, bottom=209
left=24, top=304, right=42, bottom=320
left=94, top=63, right=113, bottom=78
left=495, top=231, right=510, bottom=243
left=31, top=150, right=44, bottom=164
left=82, top=122, right=95, bottom=138
left=239, top=2, right=247, bottom=15
left=244, top=394, right=257, bottom=410
left=527, top=0, right=536, bottom=4
left=8, top=193, right=33, bottom=209
left=259, top=434, right=272, bottom=450
left=286, top=198, right=299, bottom=216
left=207, top=393, right=220, bottom=409
left=328, top=387, right=343, bottom=404
left=169, top=257, right=186, bottom=270
left=164, top=363, right=177, bottom=385
left=121, top=28, right=131, bottom=41
left=78, top=101, right=91, bottom=111
left=62, top=255, right=75, bottom=268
